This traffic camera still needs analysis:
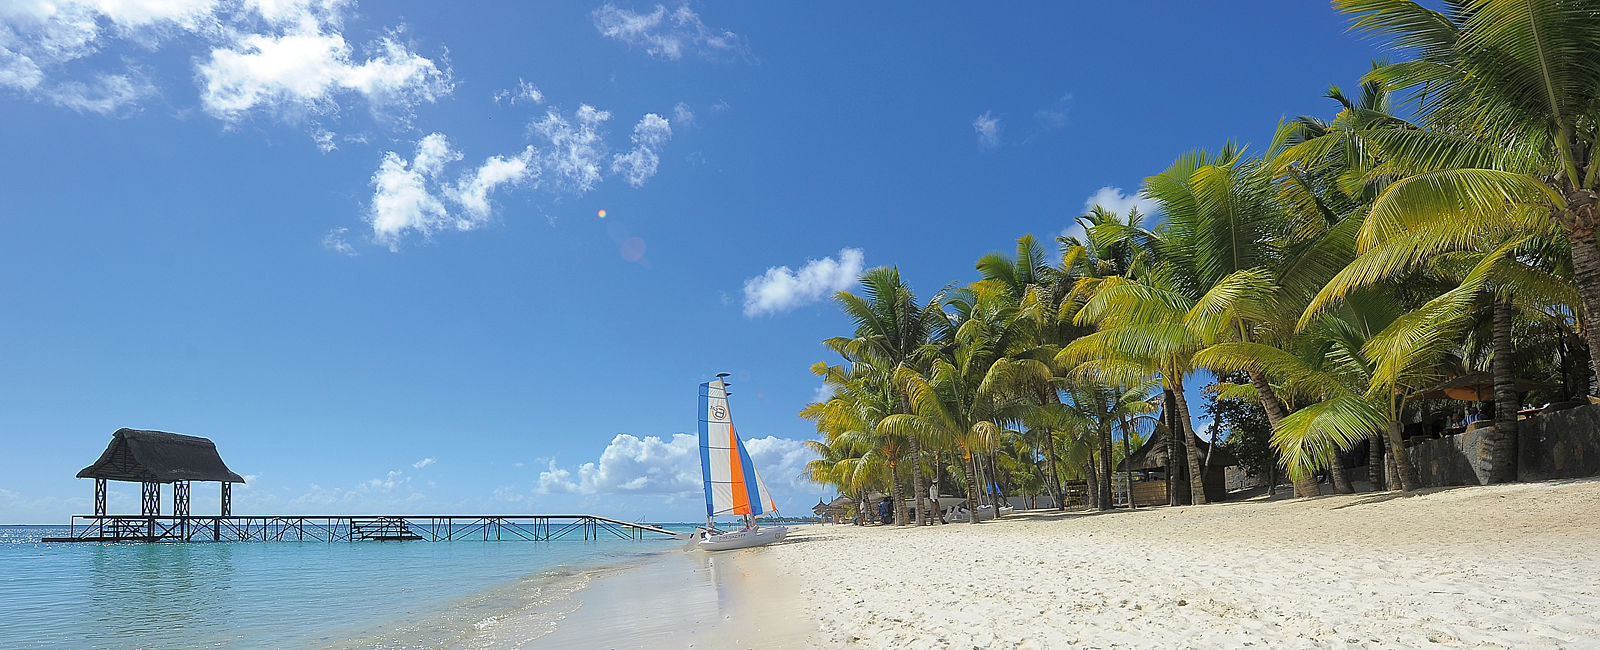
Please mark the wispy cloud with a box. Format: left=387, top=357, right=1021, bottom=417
left=672, top=101, right=694, bottom=127
left=322, top=227, right=357, bottom=255
left=611, top=112, right=672, bottom=188
left=591, top=4, right=742, bottom=60
left=973, top=111, right=1000, bottom=149
left=530, top=104, right=612, bottom=195
left=1033, top=93, right=1072, bottom=131
left=412, top=457, right=436, bottom=469
left=494, top=78, right=543, bottom=106
left=742, top=248, right=865, bottom=317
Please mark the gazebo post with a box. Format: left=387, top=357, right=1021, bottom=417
left=141, top=481, right=161, bottom=516
left=173, top=480, right=191, bottom=517
left=93, top=479, right=106, bottom=517
left=221, top=482, right=232, bottom=517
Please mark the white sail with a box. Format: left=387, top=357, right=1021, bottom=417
left=697, top=378, right=777, bottom=517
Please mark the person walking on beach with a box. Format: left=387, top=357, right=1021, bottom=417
left=929, top=480, right=946, bottom=524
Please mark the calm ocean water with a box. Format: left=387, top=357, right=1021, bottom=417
left=0, top=525, right=691, bottom=648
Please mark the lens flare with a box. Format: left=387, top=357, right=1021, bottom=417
left=597, top=209, right=607, bottom=218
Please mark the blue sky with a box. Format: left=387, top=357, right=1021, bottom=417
left=0, top=2, right=1383, bottom=523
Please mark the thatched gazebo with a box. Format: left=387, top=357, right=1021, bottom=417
left=76, top=428, right=245, bottom=517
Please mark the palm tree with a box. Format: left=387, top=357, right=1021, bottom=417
left=1335, top=0, right=1600, bottom=386
left=800, top=359, right=910, bottom=524
left=976, top=233, right=1087, bottom=509
left=829, top=267, right=948, bottom=525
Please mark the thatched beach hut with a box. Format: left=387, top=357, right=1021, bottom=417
left=1118, top=428, right=1236, bottom=506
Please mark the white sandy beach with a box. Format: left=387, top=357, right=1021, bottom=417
left=764, top=479, right=1600, bottom=649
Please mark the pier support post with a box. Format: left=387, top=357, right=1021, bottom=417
left=221, top=482, right=232, bottom=517
left=94, top=479, right=106, bottom=516
left=141, top=482, right=161, bottom=516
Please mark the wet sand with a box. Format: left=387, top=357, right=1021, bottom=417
left=533, top=542, right=809, bottom=648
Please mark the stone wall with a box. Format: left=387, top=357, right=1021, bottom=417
left=1404, top=404, right=1600, bottom=487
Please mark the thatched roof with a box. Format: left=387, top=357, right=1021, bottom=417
left=1118, top=426, right=1237, bottom=471
left=76, top=429, right=245, bottom=483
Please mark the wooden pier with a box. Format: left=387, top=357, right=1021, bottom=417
left=42, top=514, right=684, bottom=543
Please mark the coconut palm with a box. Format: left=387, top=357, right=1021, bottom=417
left=1333, top=0, right=1600, bottom=385
left=828, top=266, right=949, bottom=524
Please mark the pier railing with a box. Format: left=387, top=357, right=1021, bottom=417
left=42, top=514, right=683, bottom=543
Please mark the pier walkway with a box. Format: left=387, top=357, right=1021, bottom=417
left=42, top=514, right=685, bottom=543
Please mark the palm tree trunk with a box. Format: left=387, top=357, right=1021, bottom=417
left=1038, top=388, right=1067, bottom=509
left=1162, top=388, right=1181, bottom=506
left=1121, top=416, right=1137, bottom=510
left=1562, top=219, right=1600, bottom=390
left=1098, top=426, right=1114, bottom=511
left=1484, top=297, right=1519, bottom=483
left=889, top=459, right=906, bottom=526
left=1367, top=433, right=1385, bottom=491
left=1328, top=452, right=1355, bottom=494
left=1246, top=368, right=1318, bottom=498
left=908, top=437, right=926, bottom=526
left=1041, top=432, right=1064, bottom=510
left=1169, top=376, right=1208, bottom=505
left=1083, top=456, right=1098, bottom=509
left=1385, top=418, right=1421, bottom=491
left=961, top=446, right=981, bottom=524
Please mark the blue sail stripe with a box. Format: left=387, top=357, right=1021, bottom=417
left=733, top=430, right=763, bottom=516
left=697, top=382, right=714, bottom=518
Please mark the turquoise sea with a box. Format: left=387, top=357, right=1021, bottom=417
left=0, top=525, right=692, bottom=648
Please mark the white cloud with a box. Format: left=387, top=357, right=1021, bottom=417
left=321, top=226, right=356, bottom=255
left=0, top=0, right=450, bottom=124
left=591, top=3, right=741, bottom=61
left=366, top=133, right=538, bottom=250
left=535, top=433, right=817, bottom=511
left=1082, top=185, right=1158, bottom=218
left=531, top=104, right=611, bottom=194
left=450, top=147, right=537, bottom=222
left=672, top=101, right=693, bottom=127
left=412, top=457, right=435, bottom=469
left=367, top=132, right=458, bottom=249
left=611, top=112, right=672, bottom=188
left=742, top=247, right=865, bottom=317
left=538, top=434, right=701, bottom=495
left=1063, top=185, right=1160, bottom=243
left=973, top=111, right=1000, bottom=148
left=196, top=17, right=451, bottom=122
left=494, top=77, right=542, bottom=105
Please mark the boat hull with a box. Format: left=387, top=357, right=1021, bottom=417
left=696, top=525, right=788, bottom=551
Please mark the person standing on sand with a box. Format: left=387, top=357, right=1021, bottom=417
left=929, top=480, right=946, bottom=524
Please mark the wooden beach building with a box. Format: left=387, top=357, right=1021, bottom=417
left=1117, top=427, right=1237, bottom=507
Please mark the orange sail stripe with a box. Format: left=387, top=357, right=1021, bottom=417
left=728, top=427, right=751, bottom=515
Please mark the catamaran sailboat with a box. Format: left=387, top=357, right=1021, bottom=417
left=695, top=375, right=788, bottom=551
